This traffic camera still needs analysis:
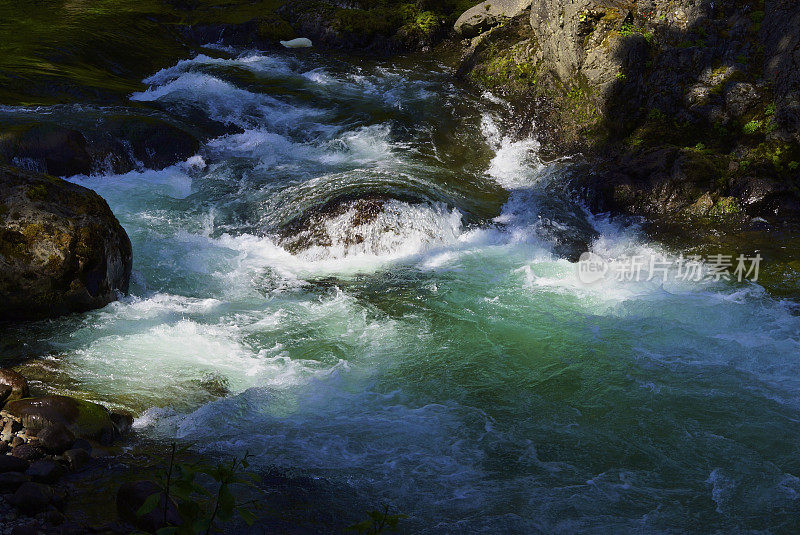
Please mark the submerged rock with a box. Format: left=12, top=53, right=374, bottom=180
left=0, top=165, right=132, bottom=321
left=0, top=125, right=91, bottom=177
left=4, top=395, right=117, bottom=444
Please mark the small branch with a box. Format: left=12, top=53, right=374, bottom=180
left=164, top=442, right=177, bottom=527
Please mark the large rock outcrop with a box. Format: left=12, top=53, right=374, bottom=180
left=0, top=165, right=131, bottom=321
left=459, top=0, right=800, bottom=228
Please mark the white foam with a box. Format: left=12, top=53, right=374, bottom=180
left=132, top=71, right=317, bottom=130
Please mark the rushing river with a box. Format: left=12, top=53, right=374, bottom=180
left=4, top=49, right=800, bottom=533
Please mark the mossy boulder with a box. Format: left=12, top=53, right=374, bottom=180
left=4, top=395, right=116, bottom=444
left=0, top=165, right=131, bottom=321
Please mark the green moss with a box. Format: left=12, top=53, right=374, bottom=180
left=469, top=42, right=538, bottom=92
left=745, top=141, right=800, bottom=172
left=26, top=184, right=49, bottom=202
left=618, top=22, right=653, bottom=43
left=743, top=119, right=763, bottom=135
left=412, top=10, right=437, bottom=32
left=708, top=197, right=741, bottom=217
left=257, top=14, right=296, bottom=42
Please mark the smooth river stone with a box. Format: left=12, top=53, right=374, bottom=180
left=4, top=395, right=115, bottom=444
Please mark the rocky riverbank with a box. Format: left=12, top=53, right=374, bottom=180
left=454, top=0, right=800, bottom=229
left=0, top=369, right=134, bottom=534
left=3, top=1, right=798, bottom=251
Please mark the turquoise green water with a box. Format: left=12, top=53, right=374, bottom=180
left=4, top=50, right=800, bottom=533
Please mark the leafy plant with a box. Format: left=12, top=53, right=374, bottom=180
left=347, top=504, right=408, bottom=535
left=619, top=22, right=653, bottom=43
left=743, top=120, right=763, bottom=135
left=137, top=443, right=261, bottom=535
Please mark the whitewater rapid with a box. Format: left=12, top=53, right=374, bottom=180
left=5, top=49, right=800, bottom=533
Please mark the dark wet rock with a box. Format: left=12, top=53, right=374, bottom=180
left=0, top=125, right=92, bottom=177
left=0, top=113, right=200, bottom=177
left=117, top=480, right=181, bottom=532
left=278, top=196, right=391, bottom=253
left=70, top=438, right=92, bottom=454
left=0, top=369, right=29, bottom=403
left=455, top=0, right=533, bottom=39
left=10, top=523, right=43, bottom=535
left=36, top=505, right=66, bottom=526
left=63, top=448, right=90, bottom=472
left=25, top=460, right=65, bottom=484
left=10, top=482, right=54, bottom=515
left=5, top=396, right=116, bottom=443
left=0, top=455, right=29, bottom=474
left=36, top=424, right=75, bottom=454
left=0, top=472, right=30, bottom=492
left=110, top=412, right=134, bottom=437
left=0, top=385, right=12, bottom=405
left=578, top=147, right=728, bottom=218
left=98, top=115, right=200, bottom=172
left=0, top=165, right=132, bottom=321
left=12, top=443, right=45, bottom=462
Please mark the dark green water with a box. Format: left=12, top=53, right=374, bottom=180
left=3, top=49, right=800, bottom=533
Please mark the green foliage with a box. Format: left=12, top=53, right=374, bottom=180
left=619, top=22, right=653, bottom=43
left=347, top=504, right=408, bottom=534
left=765, top=103, right=777, bottom=116
left=137, top=443, right=261, bottom=535
left=742, top=119, right=763, bottom=135
left=708, top=196, right=741, bottom=217
left=566, top=85, right=598, bottom=123
left=413, top=11, right=439, bottom=33
left=469, top=43, right=537, bottom=91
